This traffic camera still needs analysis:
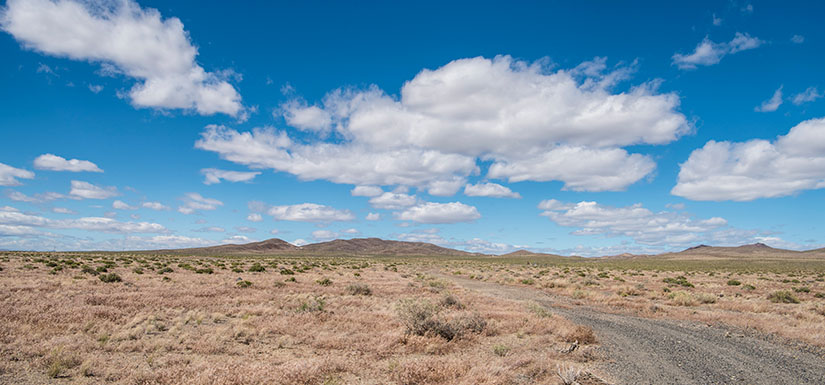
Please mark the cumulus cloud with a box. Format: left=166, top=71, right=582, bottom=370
left=267, top=203, right=354, bottom=222
left=791, top=35, right=804, bottom=44
left=69, top=180, right=118, bottom=199
left=33, top=153, right=102, bottom=172
left=792, top=87, right=822, bottom=105
left=141, top=201, right=169, bottom=210
left=366, top=212, right=380, bottom=221
left=1, top=0, right=243, bottom=116
left=291, top=238, right=308, bottom=246
left=672, top=117, right=825, bottom=201
left=201, top=168, right=260, bottom=185
left=368, top=192, right=418, bottom=210
left=247, top=213, right=263, bottom=222
left=540, top=200, right=731, bottom=247
left=0, top=162, right=34, bottom=186
left=311, top=229, right=337, bottom=241
left=351, top=185, right=383, bottom=197
left=754, top=86, right=783, bottom=112
left=0, top=205, right=166, bottom=234
left=396, top=201, right=481, bottom=224
left=672, top=33, right=762, bottom=69
left=177, top=192, right=222, bottom=214
left=463, top=182, right=521, bottom=198
left=196, top=56, right=689, bottom=194
left=112, top=200, right=137, bottom=210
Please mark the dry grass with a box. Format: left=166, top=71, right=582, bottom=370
left=0, top=253, right=601, bottom=384
left=445, top=262, right=825, bottom=347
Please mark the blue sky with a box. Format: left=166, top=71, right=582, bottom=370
left=1, top=0, right=823, bottom=255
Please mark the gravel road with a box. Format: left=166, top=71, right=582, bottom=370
left=447, top=275, right=825, bottom=385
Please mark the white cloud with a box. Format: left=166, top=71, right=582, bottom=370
left=112, top=200, right=137, bottom=210
left=487, top=146, right=656, bottom=191
left=34, top=153, right=102, bottom=172
left=366, top=212, right=380, bottom=221
left=396, top=201, right=481, bottom=224
left=1, top=0, right=243, bottom=116
left=342, top=228, right=359, bottom=234
left=269, top=229, right=279, bottom=235
left=194, top=226, right=224, bottom=233
left=247, top=213, right=263, bottom=222
left=291, top=238, right=308, bottom=247
left=0, top=162, right=34, bottom=186
left=792, top=87, right=822, bottom=105
left=311, top=229, right=337, bottom=241
left=196, top=56, right=688, bottom=193
left=672, top=33, right=762, bottom=69
left=52, top=207, right=75, bottom=214
left=540, top=200, right=730, bottom=247
left=235, top=226, right=256, bottom=233
left=222, top=235, right=251, bottom=244
left=712, top=14, right=722, bottom=26
left=69, top=180, right=118, bottom=199
left=177, top=192, right=222, bottom=214
left=754, top=86, right=783, bottom=112
left=88, top=84, right=103, bottom=93
left=5, top=190, right=36, bottom=202
left=351, top=185, right=383, bottom=197
left=368, top=192, right=418, bottom=210
left=267, top=203, right=354, bottom=222
left=141, top=201, right=169, bottom=210
left=672, top=117, right=825, bottom=201
left=281, top=100, right=333, bottom=133
left=0, top=205, right=166, bottom=234
left=464, top=182, right=521, bottom=198
left=791, top=35, right=805, bottom=44
left=201, top=168, right=260, bottom=185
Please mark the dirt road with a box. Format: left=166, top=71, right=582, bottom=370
left=447, top=275, right=825, bottom=385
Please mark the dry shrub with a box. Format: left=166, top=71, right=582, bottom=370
left=563, top=325, right=597, bottom=344
left=396, top=299, right=485, bottom=341
left=669, top=291, right=696, bottom=306
left=346, top=283, right=371, bottom=296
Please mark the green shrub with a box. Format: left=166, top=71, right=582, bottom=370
left=248, top=263, right=265, bottom=272
left=663, top=276, right=694, bottom=287
left=157, top=267, right=173, bottom=274
left=792, top=286, right=810, bottom=293
left=298, top=296, right=326, bottom=312
left=768, top=290, right=799, bottom=304
left=726, top=279, right=741, bottom=286
left=195, top=268, right=213, bottom=274
left=81, top=265, right=98, bottom=275
left=316, top=278, right=332, bottom=286
left=236, top=280, right=253, bottom=288
left=493, top=344, right=510, bottom=357
left=280, top=268, right=295, bottom=275
left=132, top=268, right=144, bottom=274
left=98, top=273, right=122, bottom=283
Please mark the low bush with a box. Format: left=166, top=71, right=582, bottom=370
left=98, top=273, right=121, bottom=283
left=248, top=263, right=265, bottom=272
left=726, top=279, right=741, bottom=286
left=663, top=276, right=694, bottom=288
left=195, top=268, right=213, bottom=274
left=236, top=280, right=253, bottom=288
left=346, top=283, right=372, bottom=296
left=439, top=294, right=463, bottom=309
left=768, top=291, right=799, bottom=304
left=316, top=278, right=332, bottom=286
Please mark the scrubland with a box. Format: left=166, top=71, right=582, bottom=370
left=0, top=253, right=603, bottom=385
left=441, top=259, right=825, bottom=348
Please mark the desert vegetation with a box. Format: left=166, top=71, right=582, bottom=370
left=0, top=252, right=603, bottom=384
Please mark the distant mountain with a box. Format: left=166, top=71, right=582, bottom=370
left=605, top=243, right=825, bottom=261
left=499, top=249, right=581, bottom=259
left=298, top=238, right=475, bottom=256
left=164, top=238, right=298, bottom=254
left=156, top=237, right=475, bottom=257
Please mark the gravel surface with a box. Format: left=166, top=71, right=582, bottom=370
left=448, top=276, right=825, bottom=385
